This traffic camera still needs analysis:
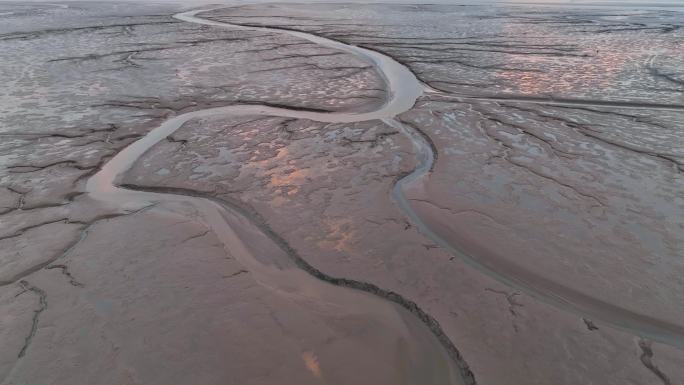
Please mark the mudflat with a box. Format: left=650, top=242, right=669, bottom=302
left=1, top=2, right=683, bottom=385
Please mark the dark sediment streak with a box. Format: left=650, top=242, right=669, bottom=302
left=121, top=182, right=477, bottom=385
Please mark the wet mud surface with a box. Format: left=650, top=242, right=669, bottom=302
left=211, top=3, right=684, bottom=105
left=1, top=2, right=684, bottom=385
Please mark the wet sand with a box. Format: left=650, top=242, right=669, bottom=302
left=1, top=2, right=684, bottom=385
left=84, top=10, right=469, bottom=383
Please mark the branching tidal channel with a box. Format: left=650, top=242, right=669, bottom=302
left=85, top=6, right=684, bottom=385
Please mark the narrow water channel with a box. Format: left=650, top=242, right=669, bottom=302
left=86, top=8, right=473, bottom=385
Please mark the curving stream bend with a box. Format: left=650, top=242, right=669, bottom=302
left=85, top=5, right=684, bottom=385
left=174, top=8, right=684, bottom=349
left=177, top=9, right=684, bottom=350
left=87, top=7, right=472, bottom=385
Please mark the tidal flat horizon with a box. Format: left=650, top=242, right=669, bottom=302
left=0, top=1, right=683, bottom=385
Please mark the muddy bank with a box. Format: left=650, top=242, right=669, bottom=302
left=2, top=2, right=684, bottom=385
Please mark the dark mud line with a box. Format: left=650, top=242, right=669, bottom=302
left=121, top=183, right=476, bottom=385
left=638, top=339, right=672, bottom=385
left=238, top=100, right=332, bottom=113
left=16, top=280, right=47, bottom=358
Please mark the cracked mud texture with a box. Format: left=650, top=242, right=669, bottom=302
left=4, top=203, right=462, bottom=385
left=0, top=2, right=399, bottom=384
left=2, top=1, right=684, bottom=385
left=0, top=0, right=387, bottom=281
left=209, top=3, right=684, bottom=104
left=123, top=105, right=684, bottom=385
left=399, top=99, right=684, bottom=327
left=0, top=0, right=386, bottom=236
